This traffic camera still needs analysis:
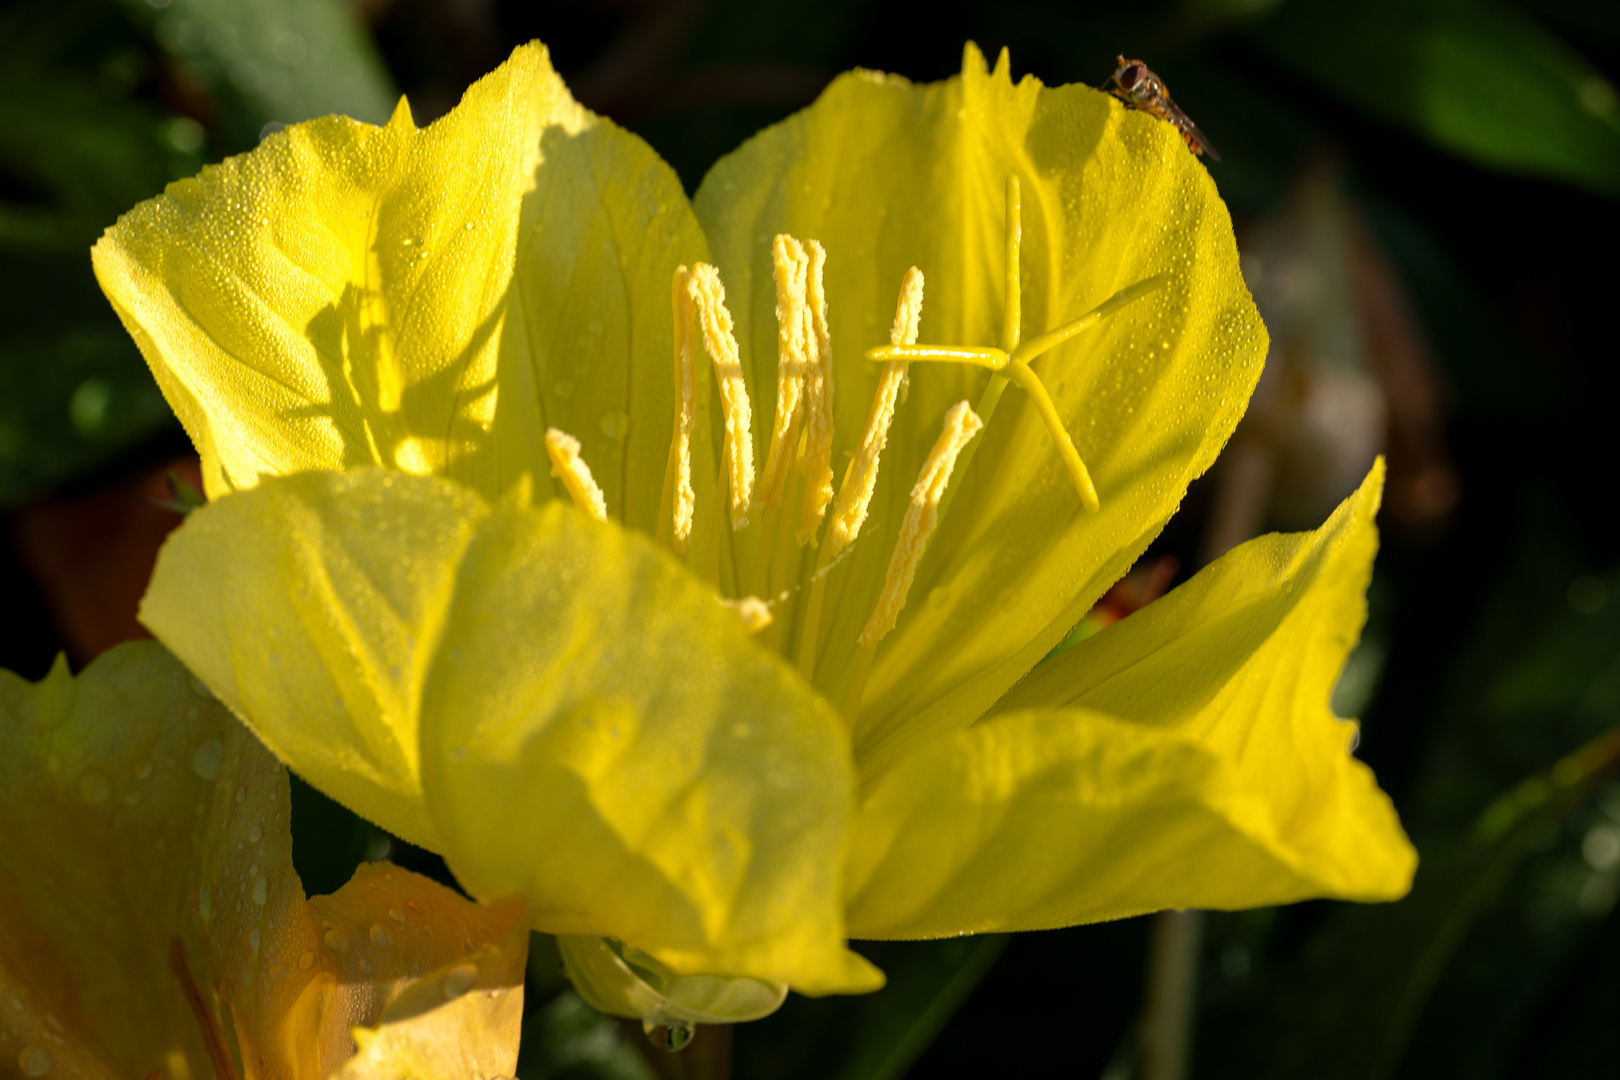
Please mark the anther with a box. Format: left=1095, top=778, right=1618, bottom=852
left=687, top=263, right=756, bottom=530
left=825, top=267, right=925, bottom=559
left=668, top=265, right=699, bottom=552
left=859, top=400, right=984, bottom=646
left=759, top=236, right=811, bottom=507
left=797, top=240, right=836, bottom=544
left=719, top=596, right=774, bottom=633
left=544, top=428, right=608, bottom=522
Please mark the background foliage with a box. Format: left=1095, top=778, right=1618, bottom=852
left=1, top=0, right=1616, bottom=1076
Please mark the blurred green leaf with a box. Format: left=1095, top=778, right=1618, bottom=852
left=1250, top=0, right=1620, bottom=196
left=517, top=990, right=656, bottom=1080
left=115, top=0, right=397, bottom=145
left=732, top=935, right=1007, bottom=1080
left=1197, top=726, right=1620, bottom=1080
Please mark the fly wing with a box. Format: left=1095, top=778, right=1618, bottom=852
left=1162, top=97, right=1219, bottom=160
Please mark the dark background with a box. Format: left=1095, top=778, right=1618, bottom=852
left=2, top=0, right=1617, bottom=1076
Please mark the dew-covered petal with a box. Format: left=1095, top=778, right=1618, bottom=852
left=845, top=463, right=1416, bottom=937
left=311, top=863, right=529, bottom=1080
left=0, top=643, right=243, bottom=1077
left=91, top=42, right=711, bottom=523
left=693, top=44, right=1266, bottom=778
left=140, top=469, right=491, bottom=851
left=142, top=468, right=880, bottom=996
left=0, top=641, right=528, bottom=1078
left=420, top=488, right=879, bottom=994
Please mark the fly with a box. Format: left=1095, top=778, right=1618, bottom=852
left=1106, top=55, right=1219, bottom=161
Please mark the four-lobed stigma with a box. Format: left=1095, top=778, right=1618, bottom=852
left=543, top=176, right=1161, bottom=720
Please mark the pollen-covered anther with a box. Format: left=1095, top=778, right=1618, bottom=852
left=544, top=427, right=608, bottom=523
left=859, top=400, right=984, bottom=647
left=796, top=240, right=836, bottom=545
left=687, top=263, right=756, bottom=530
left=758, top=236, right=811, bottom=507
left=669, top=265, right=698, bottom=553
left=825, top=266, right=925, bottom=560
left=719, top=595, right=774, bottom=633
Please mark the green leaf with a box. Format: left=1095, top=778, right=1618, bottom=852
left=1250, top=0, right=1620, bottom=195
left=113, top=0, right=397, bottom=146
left=516, top=990, right=656, bottom=1080
left=732, top=936, right=1007, bottom=1080
left=1248, top=725, right=1620, bottom=1080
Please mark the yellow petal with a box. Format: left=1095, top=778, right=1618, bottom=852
left=91, top=42, right=712, bottom=526
left=0, top=640, right=528, bottom=1078
left=142, top=468, right=880, bottom=996
left=141, top=469, right=492, bottom=852
left=845, top=462, right=1414, bottom=937
left=311, top=864, right=529, bottom=1080
left=693, top=44, right=1265, bottom=777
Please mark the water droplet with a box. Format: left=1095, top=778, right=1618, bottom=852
left=248, top=823, right=263, bottom=843
left=388, top=907, right=407, bottom=923
left=199, top=885, right=213, bottom=920
left=191, top=737, right=223, bottom=781
left=324, top=929, right=349, bottom=954
left=359, top=958, right=373, bottom=975
left=600, top=410, right=630, bottom=439
left=440, top=963, right=478, bottom=999
left=17, top=1044, right=52, bottom=1076
left=370, top=924, right=394, bottom=948
left=298, top=950, right=315, bottom=971
left=234, top=786, right=247, bottom=804
left=642, top=1018, right=695, bottom=1052
left=77, top=771, right=111, bottom=805
left=248, top=927, right=262, bottom=956
left=268, top=962, right=288, bottom=981
left=251, top=877, right=268, bottom=906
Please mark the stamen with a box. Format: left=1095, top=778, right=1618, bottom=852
left=825, top=266, right=925, bottom=559
left=544, top=428, right=608, bottom=522
left=858, top=400, right=984, bottom=646
left=797, top=240, right=836, bottom=544
left=719, top=595, right=774, bottom=633
left=759, top=236, right=810, bottom=507
left=667, top=265, right=698, bottom=553
left=687, top=263, right=756, bottom=530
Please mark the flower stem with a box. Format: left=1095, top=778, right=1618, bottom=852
left=1140, top=909, right=1202, bottom=1080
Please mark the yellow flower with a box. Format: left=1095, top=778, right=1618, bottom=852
left=0, top=640, right=529, bottom=1077
left=91, top=42, right=1415, bottom=1019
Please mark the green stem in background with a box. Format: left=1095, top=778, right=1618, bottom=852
left=1141, top=909, right=1203, bottom=1080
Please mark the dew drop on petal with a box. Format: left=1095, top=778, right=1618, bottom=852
left=600, top=410, right=629, bottom=439
left=251, top=877, right=268, bottom=906
left=439, top=963, right=478, bottom=1000
left=17, top=1044, right=51, bottom=1076
left=77, top=771, right=111, bottom=805
left=298, top=951, right=315, bottom=971
left=370, top=924, right=394, bottom=948
left=199, top=885, right=213, bottom=921
left=191, top=737, right=223, bottom=780
left=248, top=823, right=263, bottom=843
left=248, top=927, right=262, bottom=956
left=324, top=929, right=349, bottom=954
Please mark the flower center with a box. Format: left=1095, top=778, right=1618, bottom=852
left=546, top=177, right=1159, bottom=721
